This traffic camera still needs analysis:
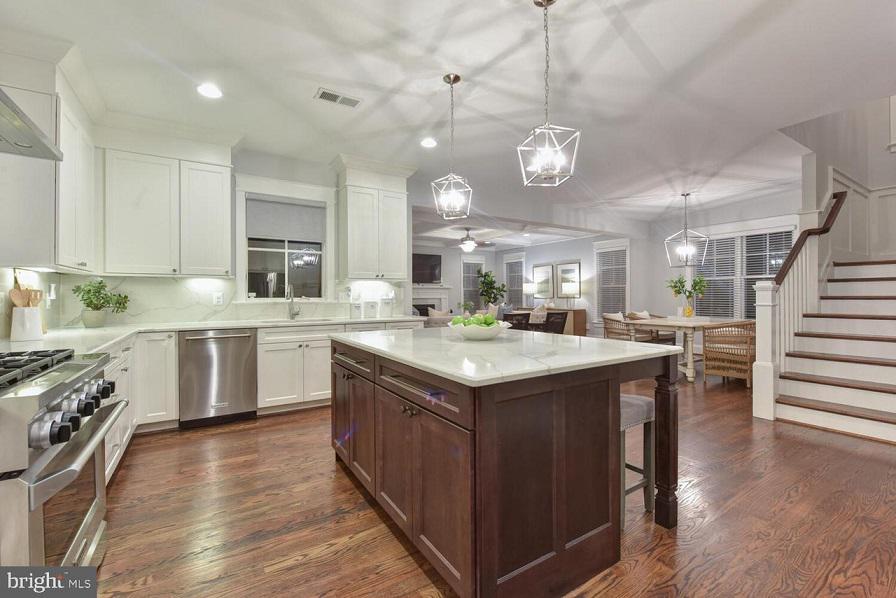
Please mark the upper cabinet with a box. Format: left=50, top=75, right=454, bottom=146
left=105, top=150, right=180, bottom=274
left=333, top=154, right=414, bottom=281
left=105, top=150, right=232, bottom=276
left=57, top=103, right=96, bottom=271
left=180, top=161, right=231, bottom=276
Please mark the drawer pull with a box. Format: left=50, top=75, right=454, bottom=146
left=333, top=353, right=370, bottom=373
left=381, top=374, right=447, bottom=405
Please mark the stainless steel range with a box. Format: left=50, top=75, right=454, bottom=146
left=0, top=349, right=126, bottom=567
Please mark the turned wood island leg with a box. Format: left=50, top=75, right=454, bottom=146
left=653, top=353, right=679, bottom=528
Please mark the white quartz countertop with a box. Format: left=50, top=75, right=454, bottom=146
left=0, top=316, right=426, bottom=354
left=329, top=327, right=683, bottom=387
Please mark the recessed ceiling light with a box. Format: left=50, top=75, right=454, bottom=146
left=523, top=233, right=530, bottom=237
left=197, top=82, right=223, bottom=99
left=420, top=137, right=438, bottom=148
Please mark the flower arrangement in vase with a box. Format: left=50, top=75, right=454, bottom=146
left=666, top=275, right=707, bottom=317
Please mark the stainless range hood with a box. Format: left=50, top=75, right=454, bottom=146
left=0, top=87, right=62, bottom=161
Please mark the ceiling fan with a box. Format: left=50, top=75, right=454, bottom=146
left=458, top=228, right=494, bottom=253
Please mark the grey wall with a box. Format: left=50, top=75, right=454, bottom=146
left=411, top=246, right=496, bottom=313
left=233, top=149, right=334, bottom=187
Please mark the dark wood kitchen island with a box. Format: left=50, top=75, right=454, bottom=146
left=329, top=327, right=682, bottom=598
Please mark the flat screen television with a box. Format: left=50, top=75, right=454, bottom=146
left=412, top=253, right=442, bottom=284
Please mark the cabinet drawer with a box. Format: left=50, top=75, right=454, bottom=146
left=258, top=324, right=344, bottom=344
left=376, top=358, right=474, bottom=430
left=331, top=341, right=375, bottom=382
left=345, top=323, right=386, bottom=332
left=385, top=321, right=424, bottom=330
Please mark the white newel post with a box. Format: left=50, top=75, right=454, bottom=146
left=753, top=281, right=779, bottom=420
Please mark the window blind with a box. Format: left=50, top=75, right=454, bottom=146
left=695, top=237, right=736, bottom=318
left=596, top=248, right=627, bottom=315
left=504, top=260, right=523, bottom=307
left=743, top=230, right=792, bottom=319
left=462, top=261, right=481, bottom=308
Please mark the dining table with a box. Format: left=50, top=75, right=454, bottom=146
left=627, top=316, right=752, bottom=382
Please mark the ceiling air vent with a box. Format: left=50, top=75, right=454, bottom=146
left=315, top=88, right=361, bottom=108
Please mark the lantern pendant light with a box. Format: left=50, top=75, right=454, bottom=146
left=517, top=0, right=581, bottom=187
left=664, top=193, right=709, bottom=268
left=431, top=74, right=473, bottom=220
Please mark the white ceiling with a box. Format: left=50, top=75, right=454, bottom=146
left=4, top=0, right=896, bottom=221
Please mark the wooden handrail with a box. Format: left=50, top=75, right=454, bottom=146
left=774, top=191, right=848, bottom=285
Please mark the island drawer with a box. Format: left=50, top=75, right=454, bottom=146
left=331, top=341, right=376, bottom=381
left=376, top=358, right=474, bottom=430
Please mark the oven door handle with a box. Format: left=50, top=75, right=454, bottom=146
left=20, top=400, right=128, bottom=510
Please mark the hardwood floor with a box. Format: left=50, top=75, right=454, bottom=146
left=98, top=378, right=896, bottom=597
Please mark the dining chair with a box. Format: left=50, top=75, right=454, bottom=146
left=603, top=317, right=653, bottom=342
left=502, top=312, right=531, bottom=330
left=702, top=321, right=756, bottom=387
left=538, top=311, right=568, bottom=334
left=620, top=393, right=655, bottom=532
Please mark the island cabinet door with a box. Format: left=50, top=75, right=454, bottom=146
left=413, top=408, right=474, bottom=598
left=374, top=388, right=415, bottom=536
left=348, top=374, right=376, bottom=493
left=331, top=364, right=351, bottom=463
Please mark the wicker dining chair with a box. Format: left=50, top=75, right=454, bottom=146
left=502, top=312, right=531, bottom=330
left=702, top=321, right=756, bottom=387
left=602, top=317, right=654, bottom=342
left=532, top=311, right=568, bottom=334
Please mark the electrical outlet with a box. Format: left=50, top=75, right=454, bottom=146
left=212, top=292, right=224, bottom=306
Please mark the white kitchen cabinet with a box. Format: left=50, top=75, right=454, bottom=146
left=105, top=150, right=180, bottom=274
left=257, top=341, right=303, bottom=408
left=385, top=321, right=424, bottom=330
left=345, top=323, right=387, bottom=332
left=133, top=332, right=178, bottom=424
left=303, top=339, right=332, bottom=402
left=103, top=351, right=133, bottom=484
left=338, top=185, right=408, bottom=280
left=0, top=85, right=57, bottom=269
left=180, top=161, right=232, bottom=276
left=57, top=102, right=96, bottom=271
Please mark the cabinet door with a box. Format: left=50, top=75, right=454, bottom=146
left=345, top=186, right=380, bottom=279
left=257, top=341, right=302, bottom=408
left=180, top=161, right=231, bottom=276
left=348, top=374, right=375, bottom=493
left=375, top=387, right=415, bottom=535
left=303, top=339, right=331, bottom=402
left=134, top=332, right=178, bottom=424
left=56, top=106, right=82, bottom=270
left=377, top=190, right=407, bottom=279
left=331, top=364, right=351, bottom=463
left=105, top=150, right=180, bottom=274
left=413, top=408, right=474, bottom=596
left=76, top=132, right=96, bottom=271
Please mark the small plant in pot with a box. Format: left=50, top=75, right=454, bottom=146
left=72, top=279, right=129, bottom=328
left=476, top=269, right=507, bottom=308
left=666, top=275, right=707, bottom=317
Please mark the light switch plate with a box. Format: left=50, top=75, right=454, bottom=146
left=212, top=292, right=224, bottom=306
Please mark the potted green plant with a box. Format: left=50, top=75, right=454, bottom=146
left=666, top=274, right=706, bottom=317
left=476, top=269, right=507, bottom=308
left=72, top=279, right=129, bottom=328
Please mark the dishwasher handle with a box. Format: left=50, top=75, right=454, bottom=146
left=184, top=333, right=252, bottom=341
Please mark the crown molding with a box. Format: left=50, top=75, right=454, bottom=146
left=330, top=153, right=416, bottom=178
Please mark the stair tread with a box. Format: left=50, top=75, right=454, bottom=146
left=776, top=395, right=896, bottom=425
left=833, top=259, right=896, bottom=267
left=820, top=295, right=896, bottom=300
left=786, top=351, right=896, bottom=367
left=780, top=371, right=896, bottom=395
left=795, top=331, right=896, bottom=343
left=803, top=313, right=896, bottom=320
left=828, top=277, right=896, bottom=282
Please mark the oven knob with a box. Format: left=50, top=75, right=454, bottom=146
left=89, top=378, right=114, bottom=399
left=89, top=393, right=101, bottom=408
left=62, top=396, right=96, bottom=417
left=28, top=420, right=72, bottom=449
left=51, top=421, right=72, bottom=445
left=61, top=412, right=82, bottom=432
left=100, top=383, right=113, bottom=399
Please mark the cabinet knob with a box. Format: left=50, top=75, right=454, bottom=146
left=121, top=367, right=129, bottom=372
left=172, top=268, right=177, bottom=273
left=225, top=269, right=230, bottom=275
left=345, top=372, right=355, bottom=380
left=77, top=261, right=87, bottom=267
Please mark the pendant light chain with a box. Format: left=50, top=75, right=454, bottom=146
left=683, top=193, right=689, bottom=250
left=449, top=79, right=455, bottom=173
left=543, top=4, right=550, bottom=124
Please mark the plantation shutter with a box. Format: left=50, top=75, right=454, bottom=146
left=504, top=259, right=523, bottom=307
left=462, top=261, right=481, bottom=308
left=695, top=237, right=736, bottom=318
left=596, top=248, right=627, bottom=315
left=743, top=230, right=792, bottom=319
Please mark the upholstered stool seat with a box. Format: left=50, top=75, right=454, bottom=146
left=619, top=393, right=655, bottom=531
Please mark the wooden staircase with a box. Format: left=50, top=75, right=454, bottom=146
left=775, top=259, right=896, bottom=442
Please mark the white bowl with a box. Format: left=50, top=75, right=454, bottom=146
left=448, top=320, right=512, bottom=341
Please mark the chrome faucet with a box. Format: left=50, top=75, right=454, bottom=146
left=286, top=285, right=302, bottom=319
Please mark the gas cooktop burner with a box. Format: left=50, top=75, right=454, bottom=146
left=0, top=349, right=75, bottom=388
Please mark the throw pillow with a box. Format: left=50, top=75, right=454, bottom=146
left=530, top=303, right=548, bottom=324
left=428, top=307, right=449, bottom=317
left=603, top=312, right=624, bottom=322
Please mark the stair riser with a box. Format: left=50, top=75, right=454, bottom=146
left=818, top=299, right=896, bottom=314
left=834, top=264, right=896, bottom=278
left=776, top=404, right=896, bottom=443
left=826, top=280, right=896, bottom=294
left=779, top=378, right=896, bottom=412
left=802, top=317, right=896, bottom=336
left=793, top=336, right=896, bottom=359
left=786, top=357, right=896, bottom=385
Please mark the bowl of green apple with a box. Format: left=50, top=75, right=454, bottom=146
left=447, top=314, right=512, bottom=340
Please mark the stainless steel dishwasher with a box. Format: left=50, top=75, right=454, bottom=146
left=178, top=328, right=257, bottom=428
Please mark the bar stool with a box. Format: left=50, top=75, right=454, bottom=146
left=620, top=393, right=655, bottom=531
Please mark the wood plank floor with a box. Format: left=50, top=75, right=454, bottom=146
left=98, top=378, right=896, bottom=597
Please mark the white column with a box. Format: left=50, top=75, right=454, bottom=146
left=753, top=281, right=779, bottom=420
